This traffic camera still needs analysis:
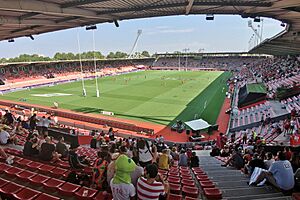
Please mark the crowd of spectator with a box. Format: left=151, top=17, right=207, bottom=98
left=0, top=107, right=201, bottom=200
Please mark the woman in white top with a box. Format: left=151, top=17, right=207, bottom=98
left=138, top=139, right=153, bottom=167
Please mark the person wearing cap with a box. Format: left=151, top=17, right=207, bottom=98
left=110, top=154, right=136, bottom=200
left=137, top=163, right=169, bottom=200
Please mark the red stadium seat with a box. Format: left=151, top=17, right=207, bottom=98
left=38, top=164, right=56, bottom=175
left=200, top=181, right=215, bottom=189
left=26, top=162, right=43, bottom=171
left=15, top=158, right=32, bottom=167
left=158, top=169, right=168, bottom=176
left=59, top=182, right=80, bottom=196
left=182, top=174, right=193, bottom=180
left=203, top=188, right=222, bottom=200
left=182, top=179, right=195, bottom=187
left=182, top=186, right=199, bottom=198
left=28, top=174, right=50, bottom=186
left=168, top=177, right=181, bottom=184
left=35, top=193, right=60, bottom=200
left=16, top=170, right=37, bottom=181
left=169, top=183, right=181, bottom=194
left=196, top=175, right=209, bottom=181
left=12, top=187, right=41, bottom=200
left=4, top=166, right=24, bottom=177
left=185, top=197, right=200, bottom=200
left=58, top=161, right=70, bottom=168
left=179, top=166, right=189, bottom=170
left=168, top=193, right=182, bottom=200
left=93, top=191, right=113, bottom=200
left=0, top=182, right=24, bottom=199
left=50, top=167, right=68, bottom=178
left=194, top=171, right=206, bottom=176
left=0, top=177, right=9, bottom=188
left=0, top=163, right=12, bottom=172
left=75, top=186, right=98, bottom=200
left=168, top=172, right=180, bottom=178
left=43, top=178, right=65, bottom=191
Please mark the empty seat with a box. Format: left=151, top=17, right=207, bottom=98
left=93, top=191, right=113, bottom=200
left=200, top=181, right=215, bottom=189
left=15, top=158, right=32, bottom=167
left=196, top=175, right=209, bottom=181
left=182, top=186, right=198, bottom=198
left=35, top=193, right=60, bottom=200
left=182, top=174, right=193, bottom=180
left=169, top=183, right=181, bottom=194
left=203, top=188, right=222, bottom=200
left=75, top=186, right=98, bottom=200
left=12, top=187, right=41, bottom=200
left=16, top=170, right=36, bottom=181
left=50, top=167, right=68, bottom=178
left=29, top=174, right=50, bottom=186
left=168, top=172, right=180, bottom=178
left=59, top=182, right=80, bottom=196
left=0, top=177, right=9, bottom=188
left=0, top=182, right=24, bottom=199
left=0, top=163, right=11, bottom=173
left=4, top=166, right=24, bottom=177
left=43, top=178, right=65, bottom=191
left=182, top=179, right=195, bottom=187
left=26, top=162, right=43, bottom=171
left=38, top=164, right=55, bottom=175
left=168, top=177, right=181, bottom=184
left=185, top=197, right=199, bottom=200
left=168, top=193, right=182, bottom=200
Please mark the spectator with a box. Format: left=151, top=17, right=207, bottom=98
left=221, top=148, right=244, bottom=170
left=264, top=152, right=275, bottom=170
left=0, top=146, right=14, bottom=164
left=246, top=153, right=265, bottom=174
left=284, top=146, right=293, bottom=161
left=137, top=163, right=168, bottom=200
left=69, top=143, right=88, bottom=169
left=158, top=149, right=170, bottom=170
left=0, top=125, right=17, bottom=145
left=250, top=151, right=295, bottom=191
left=110, top=154, right=136, bottom=200
left=56, top=136, right=68, bottom=158
left=29, top=114, right=38, bottom=132
left=178, top=149, right=188, bottom=167
left=107, top=153, right=120, bottom=184
left=23, top=134, right=39, bottom=157
left=190, top=152, right=199, bottom=168
left=42, top=116, right=52, bottom=135
left=39, top=136, right=61, bottom=162
left=131, top=165, right=144, bottom=188
left=138, top=139, right=153, bottom=167
left=3, top=110, right=14, bottom=125
left=93, top=151, right=109, bottom=190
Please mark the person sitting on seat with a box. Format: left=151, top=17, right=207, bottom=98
left=56, top=136, right=68, bottom=158
left=39, top=136, right=61, bottom=162
left=0, top=125, right=17, bottom=145
left=190, top=152, right=200, bottom=168
left=221, top=148, right=244, bottom=170
left=23, top=134, right=39, bottom=157
left=250, top=151, right=295, bottom=192
left=69, top=143, right=88, bottom=170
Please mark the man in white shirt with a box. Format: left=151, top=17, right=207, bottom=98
left=42, top=116, right=52, bottom=134
left=251, top=151, right=294, bottom=191
left=0, top=126, right=17, bottom=145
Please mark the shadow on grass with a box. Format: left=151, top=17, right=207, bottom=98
left=167, top=72, right=231, bottom=126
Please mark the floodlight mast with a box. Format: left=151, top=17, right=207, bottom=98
left=77, top=29, right=87, bottom=97
left=128, top=30, right=142, bottom=59
left=248, top=20, right=263, bottom=46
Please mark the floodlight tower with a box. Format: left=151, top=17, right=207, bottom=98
left=248, top=20, right=263, bottom=46
left=128, top=29, right=142, bottom=59
left=182, top=48, right=190, bottom=70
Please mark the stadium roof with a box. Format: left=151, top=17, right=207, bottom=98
left=0, top=0, right=299, bottom=55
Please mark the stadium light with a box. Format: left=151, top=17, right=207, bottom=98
left=8, top=39, right=14, bottom=43
left=281, top=22, right=286, bottom=27
left=85, top=25, right=97, bottom=30
left=114, top=20, right=119, bottom=28
left=206, top=14, right=214, bottom=21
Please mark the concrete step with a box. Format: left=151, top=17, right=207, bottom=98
left=224, top=193, right=286, bottom=200
left=210, top=175, right=249, bottom=181
left=215, top=180, right=249, bottom=189
left=223, top=186, right=279, bottom=197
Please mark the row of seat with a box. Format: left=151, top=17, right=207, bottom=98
left=0, top=162, right=110, bottom=200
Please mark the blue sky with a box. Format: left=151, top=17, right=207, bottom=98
left=0, top=15, right=285, bottom=58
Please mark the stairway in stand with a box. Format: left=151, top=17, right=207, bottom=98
left=196, top=150, right=292, bottom=200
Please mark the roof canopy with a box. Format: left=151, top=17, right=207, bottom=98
left=0, top=0, right=299, bottom=55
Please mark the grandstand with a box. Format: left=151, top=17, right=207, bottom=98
left=0, top=1, right=300, bottom=200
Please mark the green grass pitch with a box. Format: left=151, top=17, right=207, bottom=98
left=1, top=70, right=231, bottom=126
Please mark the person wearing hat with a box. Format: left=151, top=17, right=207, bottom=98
left=0, top=125, right=17, bottom=145
left=110, top=154, right=136, bottom=200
